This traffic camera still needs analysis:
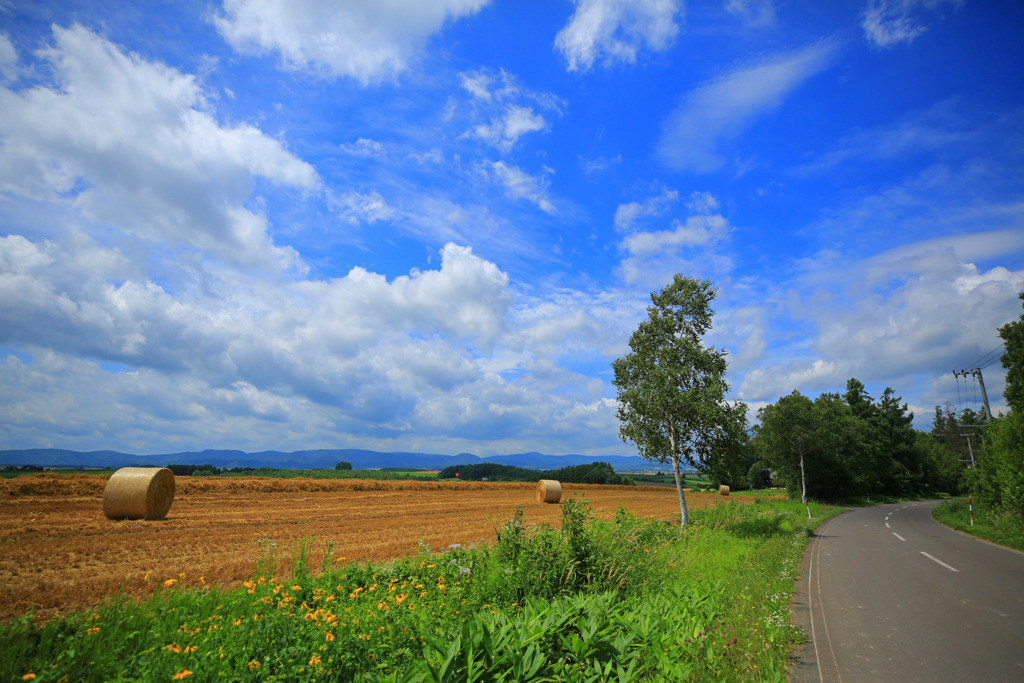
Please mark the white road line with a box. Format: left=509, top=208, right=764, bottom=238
left=809, top=514, right=843, bottom=683
left=921, top=551, right=959, bottom=572
left=885, top=522, right=890, bottom=528
left=893, top=532, right=905, bottom=541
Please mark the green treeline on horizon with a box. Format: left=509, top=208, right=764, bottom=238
left=436, top=461, right=635, bottom=486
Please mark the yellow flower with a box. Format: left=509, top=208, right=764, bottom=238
left=309, top=655, right=322, bottom=667
left=172, top=670, right=193, bottom=680
left=21, top=675, right=35, bottom=681
left=248, top=661, right=261, bottom=670
left=166, top=644, right=181, bottom=653
left=292, top=584, right=302, bottom=591
left=86, top=627, right=100, bottom=636
left=198, top=576, right=206, bottom=586
left=184, top=645, right=197, bottom=654
left=164, top=579, right=177, bottom=588
left=144, top=570, right=153, bottom=582
left=325, top=632, right=335, bottom=642
left=233, top=619, right=242, bottom=626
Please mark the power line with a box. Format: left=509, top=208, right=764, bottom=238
left=978, top=351, right=1003, bottom=370
left=968, top=343, right=1004, bottom=370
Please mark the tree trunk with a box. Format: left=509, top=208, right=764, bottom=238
left=799, top=454, right=807, bottom=505
left=671, top=453, right=689, bottom=527
left=668, top=423, right=689, bottom=527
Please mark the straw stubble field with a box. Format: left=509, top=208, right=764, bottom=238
left=0, top=474, right=750, bottom=623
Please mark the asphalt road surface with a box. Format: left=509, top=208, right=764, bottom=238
left=790, top=501, right=1024, bottom=682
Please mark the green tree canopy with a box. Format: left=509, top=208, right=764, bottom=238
left=611, top=275, right=731, bottom=526
left=701, top=399, right=755, bottom=490
left=1000, top=289, right=1024, bottom=414
left=754, top=391, right=815, bottom=503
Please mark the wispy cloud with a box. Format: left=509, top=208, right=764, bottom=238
left=484, top=161, right=556, bottom=213
left=656, top=40, right=839, bottom=173
left=214, top=0, right=491, bottom=84
left=457, top=68, right=564, bottom=152
left=725, top=0, right=777, bottom=28
left=330, top=190, right=396, bottom=225
left=580, top=154, right=622, bottom=176
left=614, top=187, right=678, bottom=231
left=617, top=191, right=735, bottom=288
left=339, top=138, right=386, bottom=158
left=861, top=0, right=963, bottom=49
left=794, top=100, right=968, bottom=175
left=555, top=0, right=682, bottom=72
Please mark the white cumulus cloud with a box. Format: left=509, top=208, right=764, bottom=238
left=0, top=25, right=318, bottom=270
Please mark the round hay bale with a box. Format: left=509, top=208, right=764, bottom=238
left=536, top=479, right=562, bottom=504
left=103, top=467, right=175, bottom=520
left=718, top=484, right=730, bottom=496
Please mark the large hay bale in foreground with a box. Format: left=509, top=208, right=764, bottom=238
left=536, top=479, right=562, bottom=504
left=718, top=484, right=730, bottom=496
left=103, top=467, right=175, bottom=520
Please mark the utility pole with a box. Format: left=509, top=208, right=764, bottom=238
left=953, top=368, right=993, bottom=423
left=958, top=432, right=976, bottom=467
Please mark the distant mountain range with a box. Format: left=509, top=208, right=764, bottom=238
left=0, top=448, right=684, bottom=473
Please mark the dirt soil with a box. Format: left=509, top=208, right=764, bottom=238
left=0, top=474, right=750, bottom=623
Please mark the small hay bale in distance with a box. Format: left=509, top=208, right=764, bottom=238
left=718, top=484, right=730, bottom=496
left=103, top=467, right=175, bottom=520
left=536, top=479, right=562, bottom=504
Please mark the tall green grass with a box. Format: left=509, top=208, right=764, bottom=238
left=933, top=498, right=1024, bottom=552
left=1, top=498, right=838, bottom=682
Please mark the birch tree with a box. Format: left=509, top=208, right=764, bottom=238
left=611, top=275, right=730, bottom=527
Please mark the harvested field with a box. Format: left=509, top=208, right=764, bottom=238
left=0, top=474, right=753, bottom=623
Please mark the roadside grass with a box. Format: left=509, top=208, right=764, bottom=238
left=1, top=498, right=840, bottom=682
left=932, top=499, right=1024, bottom=552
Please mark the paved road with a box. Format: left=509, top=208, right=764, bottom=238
left=790, top=501, right=1024, bottom=682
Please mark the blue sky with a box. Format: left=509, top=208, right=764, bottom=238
left=1, top=0, right=1022, bottom=457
